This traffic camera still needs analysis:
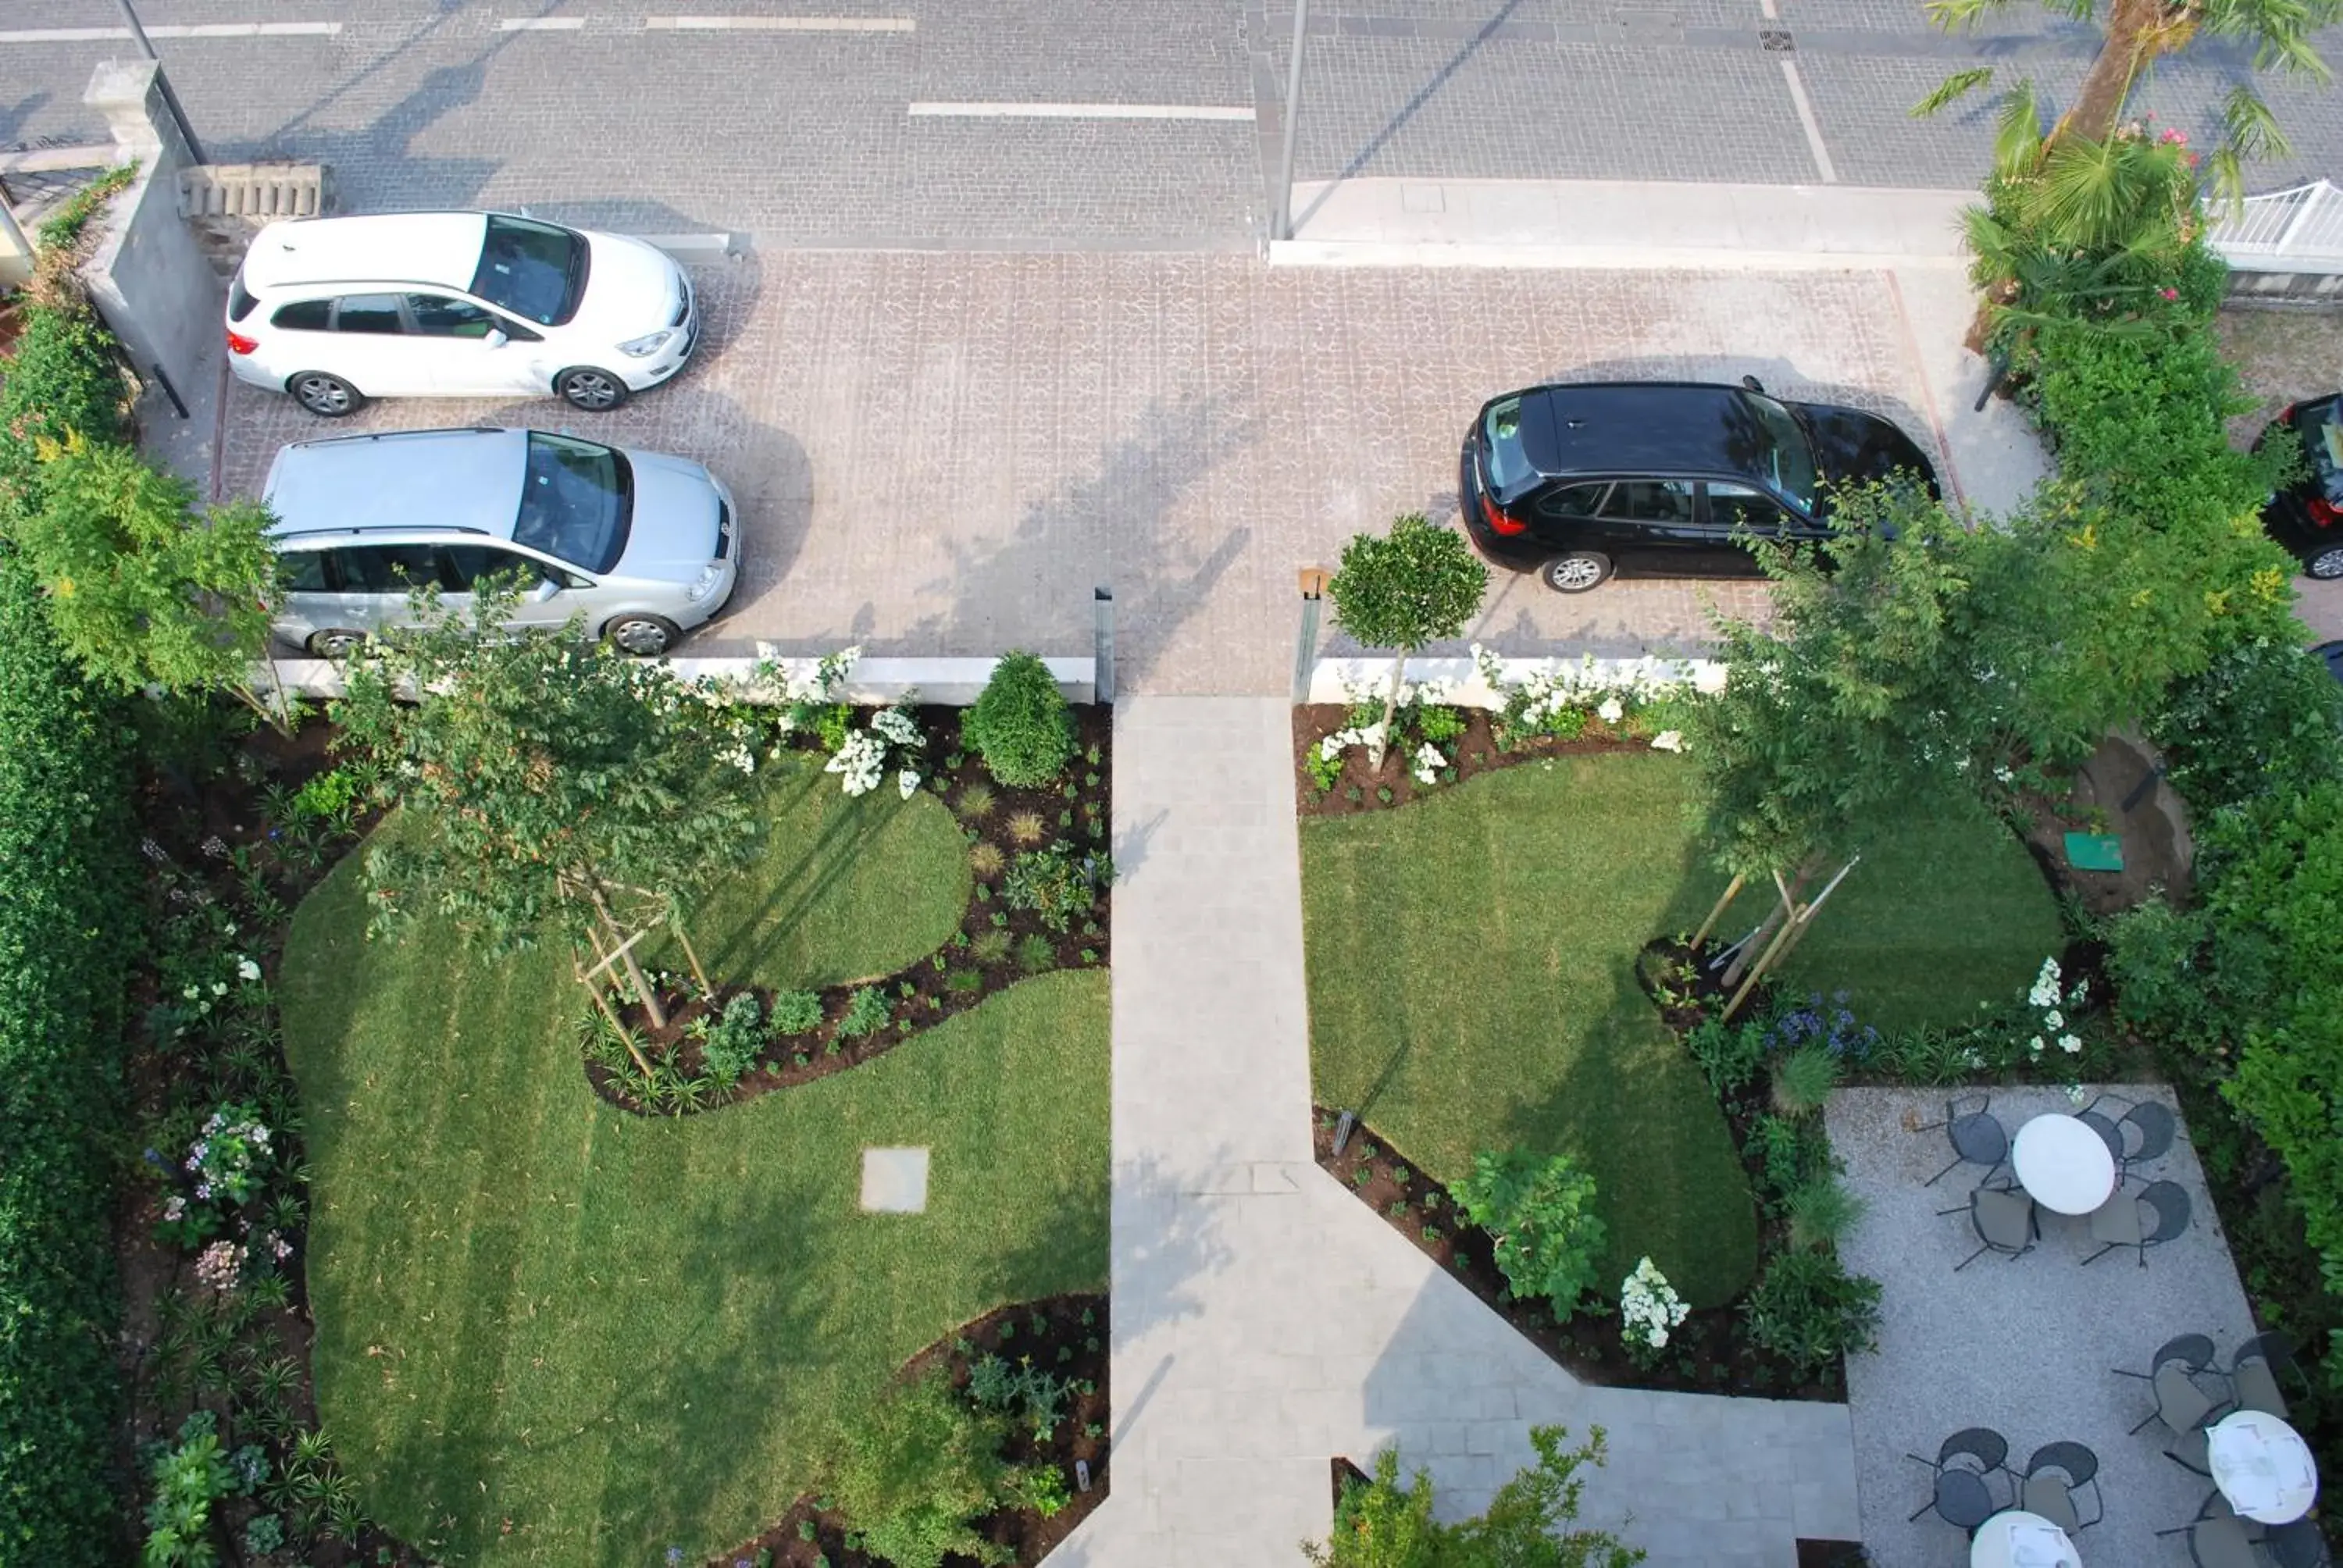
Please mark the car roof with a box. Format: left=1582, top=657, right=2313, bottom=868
left=265, top=428, right=528, bottom=544
left=1510, top=383, right=1773, bottom=484
left=241, top=212, right=490, bottom=294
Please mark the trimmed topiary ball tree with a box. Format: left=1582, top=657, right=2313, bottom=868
left=1327, top=511, right=1488, bottom=768
left=962, top=650, right=1075, bottom=789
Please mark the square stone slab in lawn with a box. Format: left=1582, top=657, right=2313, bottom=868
left=860, top=1146, right=930, bottom=1213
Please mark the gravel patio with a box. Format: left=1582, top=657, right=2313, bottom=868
left=1831, top=1083, right=2263, bottom=1568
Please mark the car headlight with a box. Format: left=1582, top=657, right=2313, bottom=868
left=686, top=563, right=725, bottom=603
left=619, top=329, right=676, bottom=358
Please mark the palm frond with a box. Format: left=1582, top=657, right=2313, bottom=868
left=2222, top=84, right=2295, bottom=163
left=2203, top=145, right=2249, bottom=212
left=1913, top=66, right=1995, bottom=116
left=1992, top=80, right=2047, bottom=174
left=1924, top=0, right=2018, bottom=29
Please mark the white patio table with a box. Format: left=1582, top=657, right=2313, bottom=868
left=2209, top=1408, right=2320, bottom=1525
left=1970, top=1509, right=2081, bottom=1568
left=2012, top=1114, right=2117, bottom=1216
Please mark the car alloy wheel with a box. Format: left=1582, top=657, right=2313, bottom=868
left=290, top=372, right=361, bottom=417
left=2309, top=544, right=2343, bottom=580
left=308, top=628, right=365, bottom=657
left=1542, top=552, right=1610, bottom=593
left=557, top=367, right=627, bottom=412
left=604, top=615, right=678, bottom=657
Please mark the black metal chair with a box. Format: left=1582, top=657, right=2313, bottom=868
left=2157, top=1491, right=2266, bottom=1568
left=2266, top=1518, right=2333, bottom=1568
left=1909, top=1466, right=1998, bottom=1531
left=2232, top=1331, right=2299, bottom=1420
left=2077, top=1107, right=2127, bottom=1165
left=2122, top=1337, right=2224, bottom=1451
left=1920, top=1092, right=2009, bottom=1188
left=2020, top=1441, right=2103, bottom=1533
left=2083, top=1180, right=2191, bottom=1267
left=2117, top=1333, right=2218, bottom=1384
left=2119, top=1099, right=2178, bottom=1171
left=1939, top=1182, right=2036, bottom=1270
left=1907, top=1425, right=2010, bottom=1477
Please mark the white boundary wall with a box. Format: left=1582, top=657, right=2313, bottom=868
left=255, top=654, right=1096, bottom=705
left=1305, top=653, right=1727, bottom=707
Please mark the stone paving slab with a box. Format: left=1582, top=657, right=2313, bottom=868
left=1086, top=694, right=1861, bottom=1567
left=1831, top=1083, right=2259, bottom=1568
left=216, top=249, right=2006, bottom=691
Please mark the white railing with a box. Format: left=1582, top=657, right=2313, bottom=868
left=2209, top=180, right=2343, bottom=273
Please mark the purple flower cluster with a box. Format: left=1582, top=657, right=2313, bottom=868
left=1767, top=991, right=1879, bottom=1063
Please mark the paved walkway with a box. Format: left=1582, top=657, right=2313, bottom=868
left=1064, top=694, right=1861, bottom=1566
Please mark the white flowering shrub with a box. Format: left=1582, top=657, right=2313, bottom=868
left=1619, top=1256, right=1690, bottom=1367
left=1470, top=646, right=1699, bottom=750
left=826, top=729, right=887, bottom=797
left=2022, top=955, right=2088, bottom=1060
left=1411, top=743, right=1445, bottom=785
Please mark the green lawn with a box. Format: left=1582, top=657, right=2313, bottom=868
left=280, top=760, right=1106, bottom=1566
left=1301, top=753, right=2059, bottom=1309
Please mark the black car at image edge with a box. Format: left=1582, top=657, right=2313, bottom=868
left=1458, top=379, right=1940, bottom=592
left=2253, top=395, right=2343, bottom=581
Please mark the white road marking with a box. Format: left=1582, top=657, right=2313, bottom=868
left=644, top=15, right=915, bottom=30
left=0, top=22, right=341, bottom=41
left=496, top=16, right=587, bottom=30
left=908, top=102, right=1255, bottom=121
left=1778, top=59, right=1838, bottom=184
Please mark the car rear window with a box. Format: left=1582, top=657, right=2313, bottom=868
left=470, top=215, right=588, bottom=327
left=1482, top=397, right=1537, bottom=497
left=514, top=433, right=632, bottom=575
left=2298, top=402, right=2343, bottom=502
left=229, top=274, right=259, bottom=323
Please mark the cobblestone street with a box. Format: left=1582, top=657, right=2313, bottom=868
left=212, top=253, right=1979, bottom=691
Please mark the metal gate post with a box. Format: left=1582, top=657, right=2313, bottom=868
left=1093, top=586, right=1114, bottom=705
left=1293, top=567, right=1329, bottom=704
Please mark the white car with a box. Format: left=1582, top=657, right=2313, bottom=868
left=226, top=212, right=698, bottom=416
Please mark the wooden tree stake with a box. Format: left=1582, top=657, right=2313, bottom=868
left=575, top=943, right=654, bottom=1077
left=1692, top=873, right=1746, bottom=950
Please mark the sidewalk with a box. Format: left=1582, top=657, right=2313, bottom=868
left=1068, top=694, right=1862, bottom=1567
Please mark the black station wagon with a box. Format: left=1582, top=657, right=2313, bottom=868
left=1458, top=379, right=1940, bottom=592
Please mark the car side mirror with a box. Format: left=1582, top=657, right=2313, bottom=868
left=531, top=578, right=562, bottom=602
left=484, top=329, right=509, bottom=349
left=1741, top=374, right=1765, bottom=393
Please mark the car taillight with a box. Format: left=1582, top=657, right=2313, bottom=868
left=1483, top=493, right=1530, bottom=536
left=226, top=330, right=259, bottom=355
left=2311, top=496, right=2340, bottom=527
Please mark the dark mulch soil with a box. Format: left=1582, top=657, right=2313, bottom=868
left=591, top=704, right=1111, bottom=1114
left=1291, top=703, right=1664, bottom=818
left=709, top=1294, right=1111, bottom=1568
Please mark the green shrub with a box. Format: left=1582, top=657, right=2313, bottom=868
left=770, top=988, right=825, bottom=1035
left=1015, top=933, right=1057, bottom=975
left=837, top=985, right=890, bottom=1039
left=1001, top=845, right=1097, bottom=932
left=1446, top=1149, right=1607, bottom=1324
left=965, top=1352, right=1071, bottom=1438
left=2150, top=635, right=2343, bottom=815
left=0, top=551, right=137, bottom=1566
left=1784, top=1172, right=1866, bottom=1253
left=961, top=652, right=1074, bottom=789
left=1304, top=1427, right=1642, bottom=1568
left=1742, top=1250, right=1881, bottom=1375
left=1685, top=1015, right=1767, bottom=1097
left=828, top=1369, right=1015, bottom=1568
left=2106, top=898, right=2224, bottom=1050
left=0, top=306, right=127, bottom=500
left=699, top=992, right=764, bottom=1086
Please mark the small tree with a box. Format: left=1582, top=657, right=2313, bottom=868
left=1327, top=512, right=1487, bottom=767
left=961, top=650, right=1074, bottom=788
left=1304, top=1427, right=1643, bottom=1568
left=1447, top=1149, right=1607, bottom=1324
left=332, top=585, right=761, bottom=1036
left=7, top=431, right=287, bottom=728
left=829, top=1369, right=1018, bottom=1568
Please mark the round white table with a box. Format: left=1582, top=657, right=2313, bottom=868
left=2012, top=1114, right=2117, bottom=1215
left=2209, top=1408, right=2320, bottom=1524
left=1970, top=1509, right=2081, bottom=1568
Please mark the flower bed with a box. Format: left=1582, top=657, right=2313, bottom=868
left=590, top=703, right=1112, bottom=1112
left=710, top=1294, right=1111, bottom=1568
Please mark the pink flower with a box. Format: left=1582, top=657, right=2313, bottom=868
left=2160, top=287, right=2180, bottom=301
left=2159, top=128, right=2188, bottom=146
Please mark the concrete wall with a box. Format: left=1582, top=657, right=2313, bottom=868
left=77, top=59, right=220, bottom=410
left=255, top=654, right=1099, bottom=705
left=2222, top=265, right=2343, bottom=305
left=0, top=208, right=28, bottom=290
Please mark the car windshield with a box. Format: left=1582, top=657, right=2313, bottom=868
left=2299, top=402, right=2343, bottom=502
left=469, top=215, right=586, bottom=326
left=514, top=433, right=631, bottom=574
left=1738, top=391, right=1819, bottom=511
left=1482, top=397, right=1537, bottom=497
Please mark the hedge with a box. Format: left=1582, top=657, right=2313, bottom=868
left=0, top=550, right=137, bottom=1565
left=0, top=199, right=141, bottom=1563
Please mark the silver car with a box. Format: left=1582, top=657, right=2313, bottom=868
left=263, top=426, right=738, bottom=657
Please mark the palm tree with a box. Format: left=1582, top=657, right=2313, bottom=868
left=1914, top=0, right=2338, bottom=200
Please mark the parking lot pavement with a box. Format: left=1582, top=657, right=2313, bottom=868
left=217, top=250, right=1974, bottom=693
